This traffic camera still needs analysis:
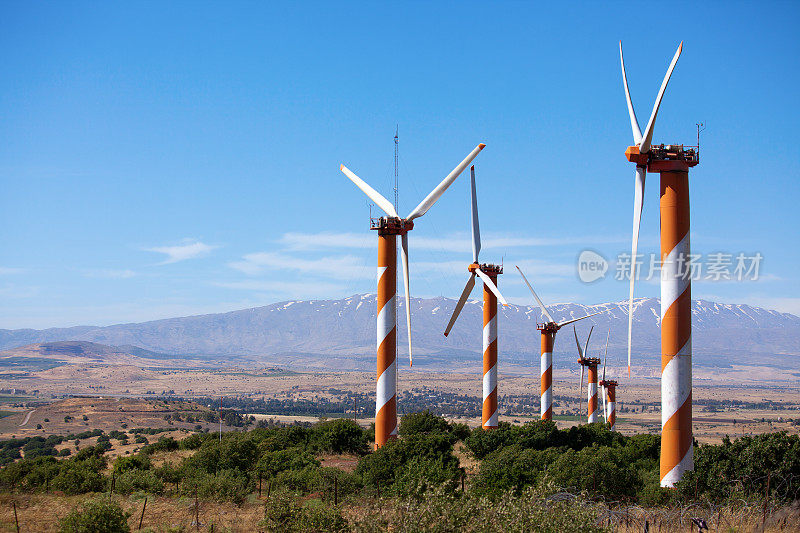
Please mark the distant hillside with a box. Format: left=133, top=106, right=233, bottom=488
left=0, top=341, right=179, bottom=371
left=0, top=296, right=797, bottom=373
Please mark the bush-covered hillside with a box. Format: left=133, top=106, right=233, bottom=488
left=1, top=412, right=798, bottom=531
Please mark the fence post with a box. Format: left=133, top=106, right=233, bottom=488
left=13, top=501, right=20, bottom=533
left=258, top=473, right=262, bottom=498
left=138, top=496, right=147, bottom=530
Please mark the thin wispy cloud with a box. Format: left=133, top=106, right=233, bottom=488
left=83, top=269, right=137, bottom=279
left=228, top=252, right=371, bottom=279
left=0, top=267, right=24, bottom=275
left=278, top=231, right=629, bottom=253
left=213, top=280, right=344, bottom=297
left=144, top=240, right=217, bottom=264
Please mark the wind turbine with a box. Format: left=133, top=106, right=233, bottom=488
left=574, top=326, right=600, bottom=423
left=443, top=166, right=508, bottom=429
left=620, top=41, right=698, bottom=487
left=598, top=330, right=618, bottom=431
left=516, top=267, right=604, bottom=421
left=341, top=143, right=485, bottom=448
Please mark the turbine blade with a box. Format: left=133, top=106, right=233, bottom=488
left=516, top=266, right=555, bottom=323
left=400, top=233, right=412, bottom=367
left=580, top=362, right=584, bottom=411
left=639, top=42, right=683, bottom=153
left=476, top=268, right=509, bottom=306
left=406, top=144, right=486, bottom=221
left=628, top=166, right=646, bottom=376
left=619, top=41, right=643, bottom=144
left=574, top=325, right=583, bottom=359
left=603, top=330, right=609, bottom=381
left=340, top=164, right=399, bottom=218
left=470, top=166, right=481, bottom=263
left=444, top=273, right=476, bottom=337
left=557, top=310, right=606, bottom=328
left=584, top=325, right=594, bottom=359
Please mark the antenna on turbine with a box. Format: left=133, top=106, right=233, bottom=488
left=393, top=126, right=399, bottom=212
left=696, top=122, right=705, bottom=160
left=393, top=126, right=399, bottom=385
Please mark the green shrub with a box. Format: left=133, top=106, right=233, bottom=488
left=260, top=492, right=347, bottom=532
left=472, top=446, right=562, bottom=497
left=398, top=410, right=452, bottom=437
left=675, top=432, right=800, bottom=502
left=313, top=419, right=369, bottom=455
left=273, top=466, right=323, bottom=494
left=356, top=433, right=461, bottom=495
left=183, top=433, right=259, bottom=474
left=114, top=468, right=164, bottom=495
left=181, top=468, right=251, bottom=504
left=113, top=454, right=151, bottom=474
left=51, top=461, right=106, bottom=494
left=257, top=447, right=319, bottom=478
left=58, top=498, right=130, bottom=533
left=351, top=484, right=605, bottom=533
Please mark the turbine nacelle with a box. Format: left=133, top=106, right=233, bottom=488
left=369, top=216, right=414, bottom=234
left=467, top=262, right=502, bottom=275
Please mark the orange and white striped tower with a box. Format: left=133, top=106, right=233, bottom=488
left=373, top=217, right=407, bottom=447
left=516, top=267, right=605, bottom=422
left=578, top=357, right=601, bottom=423
left=655, top=159, right=695, bottom=487
left=478, top=264, right=502, bottom=428
left=342, top=143, right=486, bottom=449
left=443, top=166, right=508, bottom=429
left=599, top=379, right=617, bottom=430
left=538, top=325, right=556, bottom=420
left=620, top=42, right=699, bottom=486
left=574, top=325, right=600, bottom=424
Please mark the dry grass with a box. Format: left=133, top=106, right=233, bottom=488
left=0, top=492, right=268, bottom=532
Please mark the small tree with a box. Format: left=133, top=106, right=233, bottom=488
left=58, top=498, right=130, bottom=533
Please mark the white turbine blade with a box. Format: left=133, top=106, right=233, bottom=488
left=627, top=166, right=646, bottom=376
left=470, top=165, right=481, bottom=263
left=603, top=330, right=609, bottom=381
left=516, top=266, right=555, bottom=323
left=444, top=273, right=476, bottom=337
left=400, top=233, right=412, bottom=367
left=584, top=325, right=594, bottom=358
left=639, top=42, right=683, bottom=153
left=602, top=384, right=607, bottom=423
left=619, top=41, right=642, bottom=145
left=340, top=164, right=399, bottom=218
left=573, top=325, right=583, bottom=359
left=557, top=310, right=606, bottom=328
left=406, top=143, right=486, bottom=221
left=579, top=362, right=584, bottom=410
left=475, top=268, right=509, bottom=306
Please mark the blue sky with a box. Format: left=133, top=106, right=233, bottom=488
left=1, top=2, right=799, bottom=329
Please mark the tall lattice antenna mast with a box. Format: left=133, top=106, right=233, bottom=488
left=393, top=126, right=399, bottom=383
left=393, top=126, right=399, bottom=211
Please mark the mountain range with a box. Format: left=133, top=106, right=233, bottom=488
left=1, top=295, right=798, bottom=375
